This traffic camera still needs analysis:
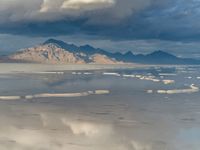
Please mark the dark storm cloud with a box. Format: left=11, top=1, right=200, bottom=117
left=0, top=0, right=200, bottom=42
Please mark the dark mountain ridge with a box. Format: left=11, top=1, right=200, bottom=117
left=43, top=39, right=200, bottom=65
left=1, top=38, right=200, bottom=64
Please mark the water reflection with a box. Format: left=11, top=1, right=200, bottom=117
left=0, top=65, right=200, bottom=149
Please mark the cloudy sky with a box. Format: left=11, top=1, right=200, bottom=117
left=0, top=0, right=200, bottom=57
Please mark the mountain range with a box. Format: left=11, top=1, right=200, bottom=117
left=1, top=39, right=200, bottom=64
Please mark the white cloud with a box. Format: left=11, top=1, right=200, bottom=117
left=61, top=0, right=115, bottom=10
left=0, top=0, right=162, bottom=24
left=0, top=111, right=175, bottom=150
left=62, top=118, right=113, bottom=138
left=39, top=0, right=115, bottom=13
left=0, top=0, right=116, bottom=23
left=131, top=140, right=152, bottom=150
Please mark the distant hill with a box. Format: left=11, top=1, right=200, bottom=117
left=3, top=39, right=200, bottom=65
left=8, top=41, right=119, bottom=64
left=119, top=50, right=200, bottom=65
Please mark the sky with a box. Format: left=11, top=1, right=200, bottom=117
left=0, top=0, right=200, bottom=57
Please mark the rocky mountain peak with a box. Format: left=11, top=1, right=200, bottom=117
left=9, top=40, right=119, bottom=64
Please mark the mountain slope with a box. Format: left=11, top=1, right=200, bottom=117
left=9, top=42, right=119, bottom=64
left=7, top=39, right=200, bottom=65
left=44, top=39, right=111, bottom=56
left=10, top=44, right=85, bottom=64
left=43, top=39, right=200, bottom=65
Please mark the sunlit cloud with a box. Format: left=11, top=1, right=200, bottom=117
left=61, top=0, right=115, bottom=9
left=62, top=118, right=113, bottom=138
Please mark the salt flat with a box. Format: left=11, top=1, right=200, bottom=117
left=0, top=63, right=144, bottom=74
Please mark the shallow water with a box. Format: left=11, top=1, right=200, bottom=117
left=0, top=64, right=200, bottom=150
